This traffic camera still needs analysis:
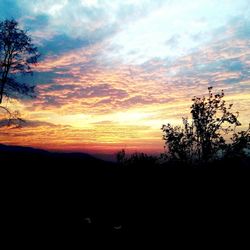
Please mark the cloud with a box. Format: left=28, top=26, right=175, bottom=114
left=0, top=116, right=161, bottom=154
left=165, top=35, right=180, bottom=49
left=38, top=34, right=90, bottom=58
left=106, top=0, right=250, bottom=64
left=0, top=118, right=63, bottom=128
left=30, top=83, right=128, bottom=111
left=23, top=15, right=250, bottom=118
left=1, top=0, right=250, bottom=154
left=11, top=0, right=166, bottom=51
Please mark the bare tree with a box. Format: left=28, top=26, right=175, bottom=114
left=0, top=19, right=39, bottom=127
left=0, top=19, right=39, bottom=104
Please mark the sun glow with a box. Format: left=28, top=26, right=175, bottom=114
left=0, top=0, right=250, bottom=156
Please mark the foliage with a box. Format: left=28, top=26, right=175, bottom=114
left=162, top=87, right=250, bottom=162
left=226, top=124, right=250, bottom=158
left=0, top=19, right=39, bottom=104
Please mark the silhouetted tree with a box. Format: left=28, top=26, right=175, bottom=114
left=0, top=19, right=39, bottom=127
left=0, top=106, right=24, bottom=127
left=116, top=149, right=158, bottom=168
left=0, top=19, right=39, bottom=104
left=162, top=87, right=250, bottom=162
left=116, top=149, right=126, bottom=165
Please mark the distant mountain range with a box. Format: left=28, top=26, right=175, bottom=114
left=0, top=143, right=116, bottom=162
left=0, top=143, right=107, bottom=163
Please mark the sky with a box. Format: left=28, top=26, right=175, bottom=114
left=0, top=0, right=250, bottom=157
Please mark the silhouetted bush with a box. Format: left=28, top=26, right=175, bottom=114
left=116, top=149, right=158, bottom=169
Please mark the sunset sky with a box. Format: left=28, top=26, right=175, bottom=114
left=0, top=0, right=250, bottom=157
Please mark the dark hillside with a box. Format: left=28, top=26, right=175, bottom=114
left=1, top=144, right=250, bottom=242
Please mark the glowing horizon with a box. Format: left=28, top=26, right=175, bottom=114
left=0, top=0, right=250, bottom=155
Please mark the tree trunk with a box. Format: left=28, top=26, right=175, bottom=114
left=0, top=79, right=6, bottom=104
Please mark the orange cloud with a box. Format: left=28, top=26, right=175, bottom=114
left=1, top=33, right=250, bottom=156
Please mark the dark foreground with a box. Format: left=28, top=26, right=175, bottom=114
left=1, top=144, right=250, bottom=244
